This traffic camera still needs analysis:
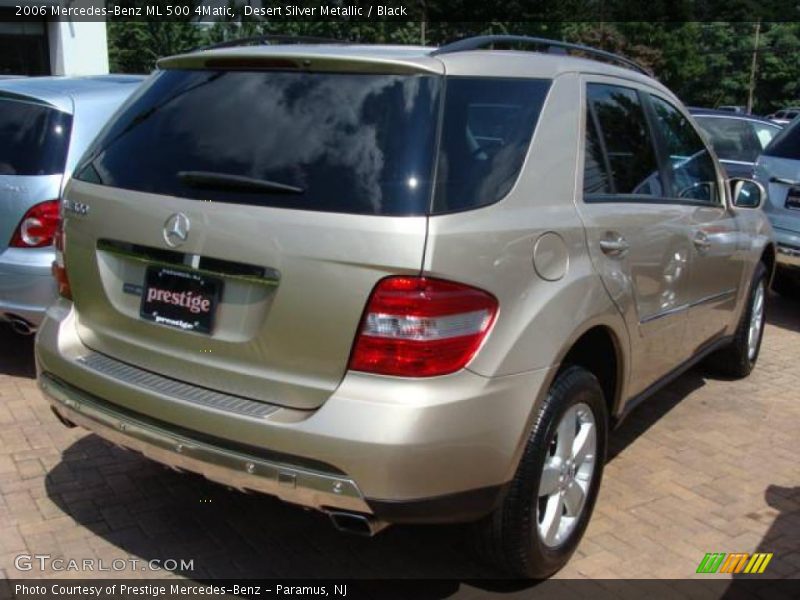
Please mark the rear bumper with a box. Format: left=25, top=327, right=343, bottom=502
left=773, top=227, right=800, bottom=269
left=0, top=246, right=57, bottom=326
left=36, top=299, right=549, bottom=524
left=41, top=372, right=373, bottom=515
left=776, top=244, right=800, bottom=269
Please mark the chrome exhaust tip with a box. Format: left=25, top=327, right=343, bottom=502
left=6, top=315, right=36, bottom=336
left=50, top=407, right=76, bottom=429
left=327, top=510, right=389, bottom=537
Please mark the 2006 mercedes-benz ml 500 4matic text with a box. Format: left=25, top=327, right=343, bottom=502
left=36, top=36, right=775, bottom=578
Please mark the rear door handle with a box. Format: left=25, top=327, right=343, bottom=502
left=693, top=231, right=712, bottom=252
left=599, top=236, right=630, bottom=257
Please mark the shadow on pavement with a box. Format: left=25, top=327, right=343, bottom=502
left=608, top=368, right=706, bottom=462
left=765, top=290, right=799, bottom=334
left=40, top=367, right=710, bottom=589
left=725, top=485, right=800, bottom=596
left=44, top=434, right=497, bottom=582
left=35, top=296, right=793, bottom=590
left=0, top=323, right=36, bottom=378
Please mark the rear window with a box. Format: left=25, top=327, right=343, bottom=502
left=764, top=119, right=800, bottom=160
left=0, top=98, right=72, bottom=176
left=78, top=69, right=439, bottom=216
left=77, top=70, right=550, bottom=216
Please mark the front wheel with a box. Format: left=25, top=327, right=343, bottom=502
left=706, top=262, right=767, bottom=378
left=473, top=366, right=608, bottom=578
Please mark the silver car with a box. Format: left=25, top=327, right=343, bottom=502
left=0, top=75, right=143, bottom=335
left=36, top=36, right=775, bottom=578
left=755, top=117, right=800, bottom=292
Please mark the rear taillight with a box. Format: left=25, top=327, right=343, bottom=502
left=9, top=200, right=60, bottom=248
left=349, top=276, right=498, bottom=377
left=51, top=206, right=71, bottom=299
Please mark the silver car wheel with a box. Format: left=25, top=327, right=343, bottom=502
left=747, top=281, right=765, bottom=361
left=536, top=402, right=597, bottom=548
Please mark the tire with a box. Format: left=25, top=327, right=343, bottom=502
left=706, top=262, right=767, bottom=379
left=473, top=366, right=608, bottom=578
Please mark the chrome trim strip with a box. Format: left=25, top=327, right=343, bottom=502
left=639, top=288, right=737, bottom=325
left=76, top=352, right=279, bottom=418
left=770, top=176, right=800, bottom=187
left=689, top=288, right=738, bottom=308
left=39, top=373, right=372, bottom=514
left=97, top=239, right=280, bottom=287
left=640, top=303, right=689, bottom=325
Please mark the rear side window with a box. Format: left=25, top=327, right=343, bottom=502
left=650, top=96, right=719, bottom=204
left=78, top=70, right=441, bottom=216
left=583, top=83, right=662, bottom=197
left=0, top=98, right=72, bottom=176
left=764, top=119, right=800, bottom=160
left=432, top=78, right=550, bottom=213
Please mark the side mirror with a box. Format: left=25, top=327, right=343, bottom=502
left=730, top=178, right=765, bottom=209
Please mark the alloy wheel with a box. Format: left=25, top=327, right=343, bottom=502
left=747, top=281, right=765, bottom=361
left=536, top=402, right=597, bottom=548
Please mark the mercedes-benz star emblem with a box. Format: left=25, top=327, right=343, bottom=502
left=163, top=213, right=190, bottom=248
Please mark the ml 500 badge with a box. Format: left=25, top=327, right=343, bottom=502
left=63, top=199, right=90, bottom=216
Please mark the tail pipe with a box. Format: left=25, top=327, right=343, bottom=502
left=50, top=407, right=76, bottom=429
left=327, top=510, right=389, bottom=537
left=6, top=315, right=36, bottom=336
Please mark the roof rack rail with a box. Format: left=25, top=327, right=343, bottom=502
left=431, top=35, right=651, bottom=76
left=194, top=34, right=344, bottom=52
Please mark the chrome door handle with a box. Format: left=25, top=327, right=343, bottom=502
left=599, top=236, right=630, bottom=257
left=693, top=231, right=712, bottom=251
left=769, top=176, right=800, bottom=186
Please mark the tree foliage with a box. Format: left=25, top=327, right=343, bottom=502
left=107, top=20, right=800, bottom=113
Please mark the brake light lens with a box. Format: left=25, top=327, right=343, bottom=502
left=51, top=206, right=71, bottom=299
left=349, top=276, right=498, bottom=377
left=9, top=200, right=60, bottom=248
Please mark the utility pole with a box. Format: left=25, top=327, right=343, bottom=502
left=419, top=1, right=427, bottom=46
left=747, top=20, right=761, bottom=114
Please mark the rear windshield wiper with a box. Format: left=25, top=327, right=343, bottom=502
left=177, top=171, right=304, bottom=194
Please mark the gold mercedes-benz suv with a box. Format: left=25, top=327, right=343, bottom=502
left=36, top=35, right=775, bottom=577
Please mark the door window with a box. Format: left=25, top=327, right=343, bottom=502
left=650, top=96, right=720, bottom=204
left=583, top=83, right=663, bottom=198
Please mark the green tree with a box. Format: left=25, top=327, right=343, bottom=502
left=108, top=1, right=205, bottom=73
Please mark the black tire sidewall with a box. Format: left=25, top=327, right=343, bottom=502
left=519, top=367, right=608, bottom=577
left=742, top=263, right=768, bottom=371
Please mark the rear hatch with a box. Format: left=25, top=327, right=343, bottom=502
left=0, top=95, right=71, bottom=252
left=756, top=120, right=800, bottom=235
left=63, top=58, right=441, bottom=410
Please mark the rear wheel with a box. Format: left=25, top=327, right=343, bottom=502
left=473, top=366, right=607, bottom=578
left=706, top=262, right=767, bottom=378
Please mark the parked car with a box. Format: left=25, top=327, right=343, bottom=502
left=690, top=108, right=782, bottom=178
left=755, top=117, right=800, bottom=294
left=35, top=36, right=775, bottom=578
left=766, top=107, right=800, bottom=126
left=0, top=75, right=144, bottom=335
left=716, top=105, right=747, bottom=114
